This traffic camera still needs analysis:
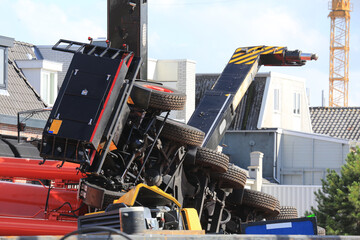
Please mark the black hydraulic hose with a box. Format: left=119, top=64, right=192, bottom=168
left=52, top=201, right=81, bottom=217
left=1, top=138, right=21, bottom=157
left=44, top=186, right=52, bottom=214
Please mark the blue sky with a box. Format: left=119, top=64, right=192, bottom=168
left=0, top=0, right=359, bottom=106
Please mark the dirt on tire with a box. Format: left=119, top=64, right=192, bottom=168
left=213, top=163, right=247, bottom=189
left=157, top=117, right=205, bottom=146
left=270, top=206, right=298, bottom=220
left=131, top=81, right=186, bottom=110
left=242, top=189, right=280, bottom=219
left=195, top=147, right=230, bottom=173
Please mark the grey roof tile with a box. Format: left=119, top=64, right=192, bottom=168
left=0, top=41, right=47, bottom=120
left=310, top=107, right=360, bottom=141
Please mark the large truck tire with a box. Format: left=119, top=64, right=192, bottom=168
left=195, top=147, right=229, bottom=173
left=157, top=117, right=205, bottom=146
left=242, top=189, right=280, bottom=219
left=270, top=206, right=298, bottom=220
left=130, top=81, right=186, bottom=110
left=214, top=163, right=247, bottom=189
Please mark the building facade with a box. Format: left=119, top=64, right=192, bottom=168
left=197, top=71, right=354, bottom=185
left=0, top=36, right=50, bottom=140
left=222, top=129, right=349, bottom=185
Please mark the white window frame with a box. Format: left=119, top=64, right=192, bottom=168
left=0, top=46, right=6, bottom=89
left=274, top=88, right=280, bottom=112
left=41, top=70, right=58, bottom=106
left=293, top=92, right=301, bottom=115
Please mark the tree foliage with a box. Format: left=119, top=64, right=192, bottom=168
left=312, top=147, right=360, bottom=235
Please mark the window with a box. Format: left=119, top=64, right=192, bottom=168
left=0, top=36, right=13, bottom=91
left=0, top=47, right=5, bottom=89
left=274, top=89, right=280, bottom=111
left=41, top=71, right=57, bottom=106
left=293, top=92, right=301, bottom=114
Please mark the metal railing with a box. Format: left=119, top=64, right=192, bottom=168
left=17, top=108, right=52, bottom=143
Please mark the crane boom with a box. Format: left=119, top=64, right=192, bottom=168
left=188, top=46, right=317, bottom=149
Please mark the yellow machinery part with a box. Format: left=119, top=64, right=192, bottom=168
left=97, top=141, right=117, bottom=152
left=113, top=183, right=181, bottom=208
left=181, top=208, right=202, bottom=231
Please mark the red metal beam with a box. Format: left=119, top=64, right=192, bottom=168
left=0, top=157, right=83, bottom=181
left=0, top=216, right=77, bottom=236
left=0, top=181, right=85, bottom=219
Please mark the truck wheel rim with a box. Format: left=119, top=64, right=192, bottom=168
left=143, top=84, right=174, bottom=93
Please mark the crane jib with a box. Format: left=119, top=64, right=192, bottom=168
left=188, top=46, right=317, bottom=150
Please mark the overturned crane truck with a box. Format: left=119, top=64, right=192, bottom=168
left=0, top=38, right=317, bottom=236
left=0, top=0, right=319, bottom=237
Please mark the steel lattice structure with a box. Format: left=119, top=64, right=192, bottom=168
left=329, top=0, right=351, bottom=107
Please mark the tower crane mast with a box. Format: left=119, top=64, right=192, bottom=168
left=329, top=0, right=351, bottom=107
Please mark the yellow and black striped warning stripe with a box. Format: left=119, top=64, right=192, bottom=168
left=229, top=46, right=285, bottom=65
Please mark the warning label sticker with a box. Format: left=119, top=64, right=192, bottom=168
left=49, top=119, right=62, bottom=135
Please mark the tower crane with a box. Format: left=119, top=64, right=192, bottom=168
left=329, top=0, right=351, bottom=107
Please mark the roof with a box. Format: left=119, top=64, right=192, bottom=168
left=196, top=73, right=267, bottom=130
left=310, top=107, right=360, bottom=141
left=0, top=41, right=47, bottom=120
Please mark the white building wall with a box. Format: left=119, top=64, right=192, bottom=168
left=280, top=129, right=349, bottom=185
left=258, top=72, right=312, bottom=133
left=37, top=45, right=74, bottom=89
left=262, top=184, right=322, bottom=217
left=147, top=59, right=157, bottom=81
left=182, top=60, right=196, bottom=122
left=15, top=59, right=62, bottom=105
left=17, top=68, right=41, bottom=93
left=223, top=128, right=352, bottom=185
